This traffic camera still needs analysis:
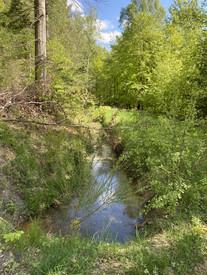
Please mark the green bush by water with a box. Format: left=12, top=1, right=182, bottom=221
left=94, top=107, right=207, bottom=213
left=126, top=116, right=206, bottom=212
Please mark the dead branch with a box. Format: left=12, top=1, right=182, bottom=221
left=0, top=118, right=114, bottom=131
left=0, top=117, right=133, bottom=132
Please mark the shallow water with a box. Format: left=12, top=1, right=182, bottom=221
left=23, top=145, right=143, bottom=243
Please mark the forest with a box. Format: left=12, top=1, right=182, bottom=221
left=0, top=0, right=207, bottom=274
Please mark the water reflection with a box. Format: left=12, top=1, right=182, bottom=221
left=28, top=145, right=143, bottom=243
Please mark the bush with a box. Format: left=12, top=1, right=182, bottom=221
left=107, top=110, right=207, bottom=212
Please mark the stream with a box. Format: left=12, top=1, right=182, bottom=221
left=22, top=145, right=144, bottom=243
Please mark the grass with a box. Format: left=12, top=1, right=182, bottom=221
left=1, top=215, right=205, bottom=274
left=0, top=123, right=92, bottom=214
left=0, top=107, right=207, bottom=274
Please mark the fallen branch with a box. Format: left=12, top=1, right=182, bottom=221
left=10, top=83, right=36, bottom=99
left=0, top=118, right=114, bottom=131
left=0, top=83, right=38, bottom=111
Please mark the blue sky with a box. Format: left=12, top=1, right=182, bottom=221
left=68, top=0, right=174, bottom=47
left=95, top=0, right=173, bottom=46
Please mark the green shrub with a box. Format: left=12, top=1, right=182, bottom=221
left=93, top=106, right=117, bottom=125
left=106, top=110, right=207, bottom=212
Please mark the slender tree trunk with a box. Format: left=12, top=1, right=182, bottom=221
left=46, top=0, right=49, bottom=42
left=86, top=52, right=92, bottom=90
left=34, top=0, right=47, bottom=81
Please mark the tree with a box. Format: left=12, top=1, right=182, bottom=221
left=95, top=0, right=166, bottom=108
left=169, top=0, right=205, bottom=28
left=119, top=0, right=166, bottom=26
left=6, top=0, right=33, bottom=31
left=0, top=0, right=34, bottom=88
left=34, top=0, right=47, bottom=81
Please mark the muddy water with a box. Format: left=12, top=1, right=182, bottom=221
left=24, top=145, right=143, bottom=243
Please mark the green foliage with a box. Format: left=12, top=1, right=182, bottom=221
left=94, top=0, right=207, bottom=118
left=93, top=106, right=117, bottom=125
left=5, top=0, right=33, bottom=31
left=0, top=217, right=13, bottom=239
left=99, top=109, right=207, bottom=212
left=0, top=0, right=34, bottom=88
left=95, top=217, right=206, bottom=274
left=94, top=8, right=166, bottom=108
left=30, top=235, right=97, bottom=275
left=169, top=232, right=206, bottom=274
left=0, top=0, right=101, bottom=94
left=119, top=0, right=166, bottom=25
left=128, top=229, right=206, bottom=274
left=25, top=218, right=44, bottom=247
left=1, top=209, right=206, bottom=274
left=46, top=3, right=100, bottom=109
left=4, top=200, right=18, bottom=215
left=2, top=258, right=20, bottom=273
left=0, top=123, right=91, bottom=213
left=3, top=230, right=24, bottom=243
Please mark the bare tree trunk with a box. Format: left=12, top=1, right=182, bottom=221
left=34, top=0, right=47, bottom=81
left=86, top=52, right=92, bottom=90
left=46, top=0, right=49, bottom=42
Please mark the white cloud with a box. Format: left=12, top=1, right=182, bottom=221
left=95, top=19, right=121, bottom=45
left=67, top=0, right=83, bottom=13
left=98, top=31, right=122, bottom=44
left=96, top=19, right=114, bottom=31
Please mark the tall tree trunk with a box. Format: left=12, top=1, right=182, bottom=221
left=46, top=0, right=49, bottom=42
left=34, top=0, right=47, bottom=81
left=86, top=52, right=91, bottom=90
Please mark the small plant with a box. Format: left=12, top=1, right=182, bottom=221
left=70, top=217, right=81, bottom=230
left=0, top=217, right=13, bottom=239
left=4, top=200, right=18, bottom=215
left=3, top=230, right=24, bottom=244
left=3, top=258, right=19, bottom=273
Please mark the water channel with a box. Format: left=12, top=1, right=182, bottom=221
left=24, top=145, right=144, bottom=243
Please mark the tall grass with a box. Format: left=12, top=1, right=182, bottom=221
left=0, top=123, right=91, bottom=213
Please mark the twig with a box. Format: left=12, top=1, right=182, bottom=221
left=1, top=101, right=55, bottom=107
left=68, top=201, right=107, bottom=231
left=12, top=83, right=35, bottom=98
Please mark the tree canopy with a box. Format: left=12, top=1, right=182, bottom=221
left=93, top=0, right=207, bottom=118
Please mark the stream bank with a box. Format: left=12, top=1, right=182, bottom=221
left=20, top=144, right=144, bottom=243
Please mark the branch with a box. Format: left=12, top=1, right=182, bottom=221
left=0, top=117, right=133, bottom=132
left=0, top=82, right=40, bottom=112
left=0, top=83, right=36, bottom=99
left=73, top=200, right=107, bottom=227
left=0, top=118, right=114, bottom=131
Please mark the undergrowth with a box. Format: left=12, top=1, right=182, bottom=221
left=0, top=107, right=206, bottom=274
left=94, top=107, right=207, bottom=214
left=0, top=123, right=92, bottom=214
left=0, top=215, right=206, bottom=274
